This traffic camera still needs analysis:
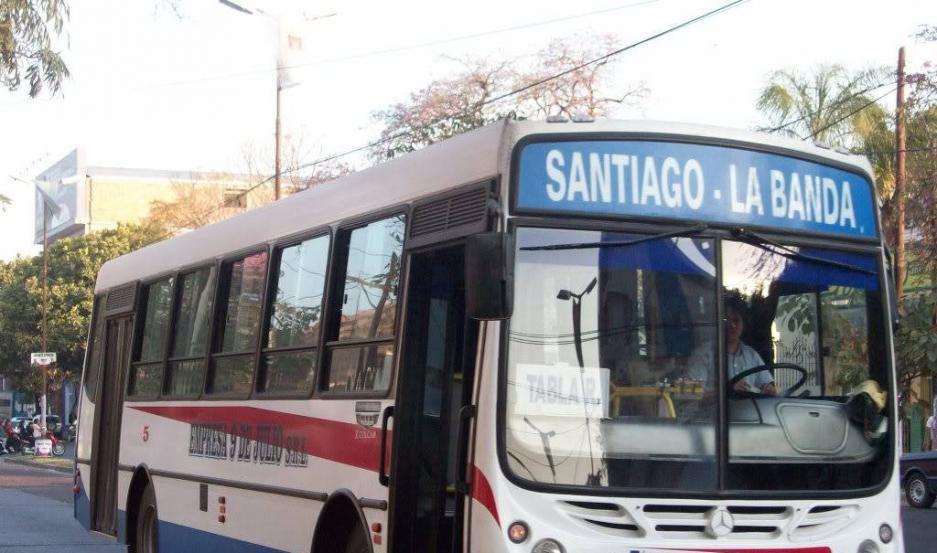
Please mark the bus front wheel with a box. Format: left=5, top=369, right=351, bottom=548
left=135, top=483, right=160, bottom=553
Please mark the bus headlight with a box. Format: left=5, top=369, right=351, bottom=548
left=878, top=523, right=893, bottom=544
left=858, top=539, right=879, bottom=553
left=531, top=538, right=565, bottom=553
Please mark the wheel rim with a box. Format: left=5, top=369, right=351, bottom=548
left=910, top=479, right=927, bottom=503
left=141, top=505, right=157, bottom=553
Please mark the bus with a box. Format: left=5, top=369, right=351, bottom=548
left=74, top=119, right=903, bottom=553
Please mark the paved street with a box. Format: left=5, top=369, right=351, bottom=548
left=1, top=452, right=935, bottom=552
left=0, top=453, right=125, bottom=553
left=902, top=505, right=937, bottom=553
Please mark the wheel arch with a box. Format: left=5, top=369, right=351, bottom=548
left=310, top=489, right=373, bottom=553
left=125, top=464, right=154, bottom=547
left=902, top=466, right=925, bottom=485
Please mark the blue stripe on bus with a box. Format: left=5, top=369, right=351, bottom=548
left=156, top=518, right=288, bottom=553
left=74, top=482, right=91, bottom=531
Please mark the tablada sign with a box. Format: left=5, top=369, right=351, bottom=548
left=515, top=140, right=877, bottom=239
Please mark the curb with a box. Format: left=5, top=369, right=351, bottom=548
left=2, top=454, right=74, bottom=474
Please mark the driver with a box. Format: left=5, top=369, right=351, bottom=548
left=688, top=295, right=777, bottom=395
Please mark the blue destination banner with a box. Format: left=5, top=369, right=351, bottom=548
left=516, top=140, right=877, bottom=239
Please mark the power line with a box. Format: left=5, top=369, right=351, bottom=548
left=762, top=77, right=898, bottom=135
left=156, top=0, right=752, bottom=237
left=290, top=0, right=752, bottom=176
left=803, top=87, right=898, bottom=140
left=128, top=0, right=667, bottom=93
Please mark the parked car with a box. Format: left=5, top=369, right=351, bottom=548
left=901, top=452, right=937, bottom=508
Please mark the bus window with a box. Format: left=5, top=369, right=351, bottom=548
left=207, top=251, right=268, bottom=395
left=258, top=234, right=330, bottom=394
left=83, top=295, right=106, bottom=401
left=127, top=277, right=173, bottom=399
left=721, top=240, right=888, bottom=490
left=772, top=292, right=822, bottom=395
left=325, top=215, right=404, bottom=393
left=165, top=266, right=216, bottom=397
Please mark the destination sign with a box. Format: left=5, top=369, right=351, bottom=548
left=515, top=140, right=877, bottom=239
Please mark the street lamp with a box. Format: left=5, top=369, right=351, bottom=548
left=9, top=175, right=61, bottom=437
left=218, top=0, right=336, bottom=200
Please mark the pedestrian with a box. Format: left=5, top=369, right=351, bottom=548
left=927, top=403, right=937, bottom=451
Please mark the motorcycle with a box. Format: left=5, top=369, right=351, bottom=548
left=7, top=427, right=65, bottom=457
left=33, top=429, right=66, bottom=457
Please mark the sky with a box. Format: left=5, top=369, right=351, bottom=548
left=0, top=0, right=935, bottom=260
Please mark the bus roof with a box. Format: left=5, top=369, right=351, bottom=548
left=95, top=119, right=875, bottom=293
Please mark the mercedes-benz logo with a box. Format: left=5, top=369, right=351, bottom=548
left=705, top=506, right=735, bottom=538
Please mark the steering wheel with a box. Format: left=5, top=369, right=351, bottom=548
left=729, top=363, right=808, bottom=397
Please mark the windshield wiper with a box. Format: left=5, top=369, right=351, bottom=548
left=520, top=224, right=708, bottom=251
left=730, top=228, right=877, bottom=276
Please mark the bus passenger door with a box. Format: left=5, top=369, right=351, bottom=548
left=91, top=315, right=132, bottom=537
left=388, top=247, right=478, bottom=553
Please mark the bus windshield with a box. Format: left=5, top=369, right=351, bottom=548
left=504, top=226, right=891, bottom=493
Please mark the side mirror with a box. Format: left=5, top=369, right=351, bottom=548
left=465, top=232, right=514, bottom=320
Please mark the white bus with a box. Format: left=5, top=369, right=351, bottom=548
left=75, top=119, right=903, bottom=553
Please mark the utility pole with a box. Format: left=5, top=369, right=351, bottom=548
left=41, top=200, right=49, bottom=436
left=895, top=46, right=907, bottom=306
left=275, top=81, right=282, bottom=200
left=10, top=175, right=58, bottom=436
left=217, top=1, right=335, bottom=202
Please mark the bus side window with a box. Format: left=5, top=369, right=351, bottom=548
left=323, top=214, right=405, bottom=394
left=164, top=266, right=216, bottom=397
left=128, top=278, right=173, bottom=399
left=83, top=295, right=106, bottom=401
left=257, top=234, right=330, bottom=395
left=206, top=251, right=269, bottom=396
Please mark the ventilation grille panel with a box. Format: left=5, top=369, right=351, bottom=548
left=104, top=283, right=136, bottom=315
left=557, top=500, right=644, bottom=538
left=409, top=186, right=489, bottom=244
left=641, top=503, right=790, bottom=539
left=790, top=504, right=859, bottom=541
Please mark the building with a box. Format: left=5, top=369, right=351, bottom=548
left=33, top=148, right=270, bottom=245
left=26, top=149, right=273, bottom=422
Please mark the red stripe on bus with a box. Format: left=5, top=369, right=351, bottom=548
left=672, top=549, right=831, bottom=553
left=129, top=405, right=384, bottom=472
left=471, top=464, right=500, bottom=528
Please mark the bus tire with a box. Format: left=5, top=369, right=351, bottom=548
left=344, top=526, right=369, bottom=553
left=906, top=472, right=935, bottom=509
left=135, top=483, right=160, bottom=553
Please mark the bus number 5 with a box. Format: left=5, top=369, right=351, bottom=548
left=143, top=426, right=150, bottom=443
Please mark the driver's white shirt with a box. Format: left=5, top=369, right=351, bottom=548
left=688, top=342, right=772, bottom=391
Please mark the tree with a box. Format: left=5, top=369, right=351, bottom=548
left=0, top=193, right=9, bottom=209
left=370, top=35, right=647, bottom=161
left=0, top=0, right=70, bottom=97
left=147, top=175, right=273, bottom=235
left=756, top=65, right=890, bottom=148
left=0, top=222, right=165, bottom=393
left=894, top=293, right=937, bottom=405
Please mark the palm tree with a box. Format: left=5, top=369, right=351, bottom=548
left=756, top=65, right=891, bottom=148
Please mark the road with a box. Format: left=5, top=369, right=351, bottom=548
left=0, top=453, right=934, bottom=552
left=0, top=448, right=126, bottom=553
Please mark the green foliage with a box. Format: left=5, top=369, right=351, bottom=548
left=0, top=0, right=70, bottom=97
left=756, top=65, right=890, bottom=148
left=0, top=222, right=165, bottom=393
left=895, top=293, right=937, bottom=401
